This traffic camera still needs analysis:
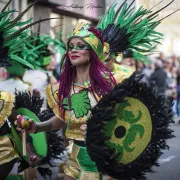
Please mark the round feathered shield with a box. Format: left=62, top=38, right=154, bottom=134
left=86, top=72, right=174, bottom=180
left=11, top=90, right=64, bottom=179
left=12, top=108, right=48, bottom=158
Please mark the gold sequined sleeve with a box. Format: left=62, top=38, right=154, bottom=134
left=45, top=83, right=61, bottom=119
left=0, top=91, right=14, bottom=128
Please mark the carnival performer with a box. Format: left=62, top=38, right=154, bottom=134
left=18, top=23, right=132, bottom=180
left=0, top=0, right=62, bottom=179
left=0, top=1, right=36, bottom=177
left=16, top=0, right=178, bottom=179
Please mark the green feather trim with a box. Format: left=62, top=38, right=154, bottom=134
left=132, top=51, right=150, bottom=64
left=9, top=54, right=34, bottom=69
left=97, top=1, right=164, bottom=64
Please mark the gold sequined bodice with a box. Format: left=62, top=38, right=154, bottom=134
left=45, top=72, right=133, bottom=141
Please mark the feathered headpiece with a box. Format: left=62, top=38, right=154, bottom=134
left=20, top=23, right=65, bottom=71
left=0, top=0, right=61, bottom=73
left=41, top=29, right=66, bottom=55
left=97, top=0, right=179, bottom=63
left=67, top=0, right=178, bottom=63
left=68, top=22, right=104, bottom=59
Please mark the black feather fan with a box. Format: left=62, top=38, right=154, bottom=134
left=14, top=90, right=64, bottom=179
left=86, top=72, right=174, bottom=180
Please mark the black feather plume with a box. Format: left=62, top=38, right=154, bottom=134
left=0, top=33, right=11, bottom=67
left=86, top=72, right=174, bottom=180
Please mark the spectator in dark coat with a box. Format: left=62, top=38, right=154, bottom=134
left=149, top=60, right=167, bottom=94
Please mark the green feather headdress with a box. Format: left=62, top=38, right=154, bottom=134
left=19, top=24, right=65, bottom=70
left=0, top=0, right=61, bottom=75
left=97, top=0, right=178, bottom=63
left=40, top=31, right=66, bottom=55
left=19, top=34, right=53, bottom=70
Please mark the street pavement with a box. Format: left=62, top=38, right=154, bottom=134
left=147, top=123, right=180, bottom=180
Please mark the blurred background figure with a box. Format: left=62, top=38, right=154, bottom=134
left=149, top=60, right=167, bottom=95
left=157, top=52, right=166, bottom=62
left=141, top=63, right=154, bottom=83
left=175, top=70, right=180, bottom=123
left=104, top=54, right=135, bottom=77
left=23, top=51, right=57, bottom=97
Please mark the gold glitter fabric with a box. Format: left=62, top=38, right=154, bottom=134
left=0, top=136, right=19, bottom=165
left=0, top=91, right=14, bottom=128
left=45, top=83, right=61, bottom=119
left=45, top=82, right=97, bottom=141
left=0, top=91, right=19, bottom=165
left=107, top=97, right=152, bottom=165
left=64, top=143, right=114, bottom=180
left=113, top=70, right=134, bottom=84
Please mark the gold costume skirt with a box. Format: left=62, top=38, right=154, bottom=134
left=64, top=143, right=113, bottom=180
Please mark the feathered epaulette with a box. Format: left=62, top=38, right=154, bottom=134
left=86, top=72, right=174, bottom=180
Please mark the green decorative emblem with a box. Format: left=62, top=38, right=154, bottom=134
left=104, top=97, right=152, bottom=164
left=62, top=90, right=91, bottom=118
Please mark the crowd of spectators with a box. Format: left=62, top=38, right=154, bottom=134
left=119, top=52, right=180, bottom=122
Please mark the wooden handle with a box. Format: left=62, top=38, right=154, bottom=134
left=22, top=131, right=27, bottom=156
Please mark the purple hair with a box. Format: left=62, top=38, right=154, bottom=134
left=58, top=50, right=116, bottom=119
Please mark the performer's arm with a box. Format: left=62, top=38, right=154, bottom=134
left=16, top=115, right=65, bottom=133
left=35, top=115, right=65, bottom=133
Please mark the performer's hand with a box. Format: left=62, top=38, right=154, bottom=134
left=80, top=124, right=87, bottom=138
left=29, top=154, right=42, bottom=167
left=15, top=115, right=38, bottom=133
